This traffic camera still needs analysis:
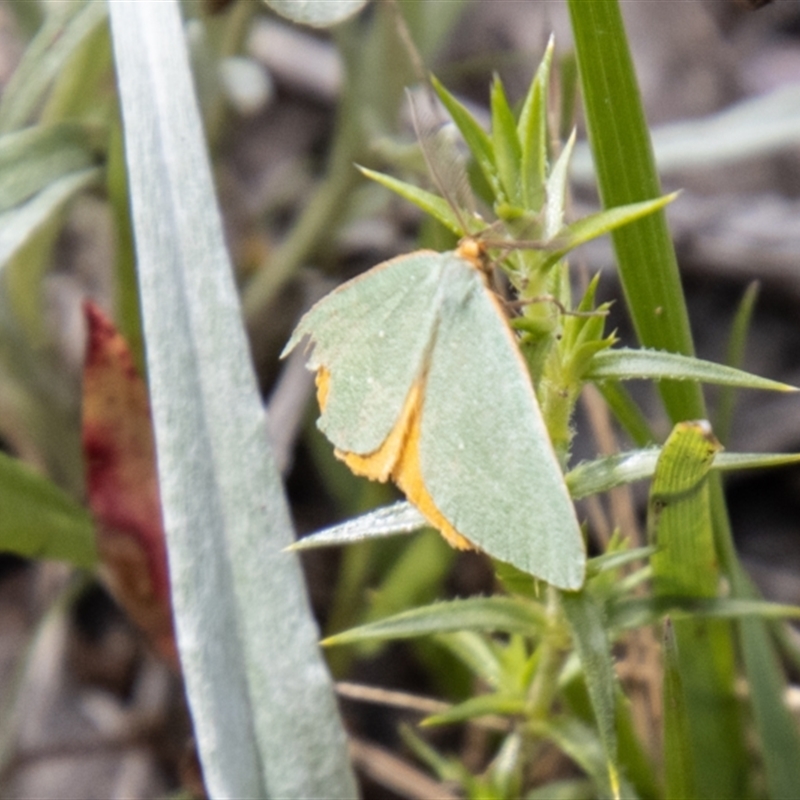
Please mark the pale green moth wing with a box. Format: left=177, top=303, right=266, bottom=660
left=283, top=249, right=586, bottom=590
left=282, top=251, right=446, bottom=455
left=420, top=255, right=586, bottom=590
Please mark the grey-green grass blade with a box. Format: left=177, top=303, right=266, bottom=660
left=0, top=1, right=108, bottom=133
left=716, top=282, right=760, bottom=444
left=288, top=501, right=426, bottom=550
left=109, top=2, right=356, bottom=795
left=0, top=122, right=97, bottom=213
left=0, top=167, right=98, bottom=269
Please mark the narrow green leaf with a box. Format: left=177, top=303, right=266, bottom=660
left=517, top=36, right=552, bottom=210
left=567, top=449, right=659, bottom=499
left=532, top=717, right=629, bottom=799
left=711, top=477, right=800, bottom=795
left=567, top=0, right=703, bottom=420
left=363, top=532, right=453, bottom=626
left=0, top=452, right=96, bottom=568
left=266, top=0, right=368, bottom=28
left=587, top=547, right=655, bottom=576
left=681, top=596, right=800, bottom=621
left=561, top=591, right=620, bottom=799
left=422, top=693, right=525, bottom=727
left=399, top=724, right=469, bottom=786
left=0, top=166, right=99, bottom=269
left=0, top=123, right=97, bottom=212
left=0, top=1, right=108, bottom=133
left=434, top=631, right=508, bottom=689
left=549, top=194, right=676, bottom=258
left=109, top=3, right=356, bottom=797
left=544, top=131, right=575, bottom=240
left=490, top=75, right=522, bottom=206
left=610, top=596, right=800, bottom=631
left=588, top=348, right=795, bottom=392
left=715, top=451, right=800, bottom=472
left=662, top=619, right=696, bottom=800
left=612, top=685, right=662, bottom=800
left=740, top=618, right=800, bottom=799
left=39, top=11, right=113, bottom=126
left=323, top=597, right=547, bottom=646
left=490, top=731, right=524, bottom=800
left=107, top=119, right=144, bottom=369
left=716, top=282, right=760, bottom=444
left=358, top=165, right=464, bottom=235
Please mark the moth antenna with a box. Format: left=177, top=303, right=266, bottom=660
left=386, top=0, right=428, bottom=90
left=407, top=91, right=477, bottom=236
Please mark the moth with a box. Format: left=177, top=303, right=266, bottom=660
left=282, top=233, right=585, bottom=590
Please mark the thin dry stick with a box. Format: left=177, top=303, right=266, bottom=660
left=336, top=681, right=449, bottom=716
left=581, top=382, right=641, bottom=548
left=349, top=738, right=460, bottom=800
left=336, top=682, right=511, bottom=733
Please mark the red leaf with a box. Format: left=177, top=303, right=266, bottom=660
left=82, top=302, right=178, bottom=668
